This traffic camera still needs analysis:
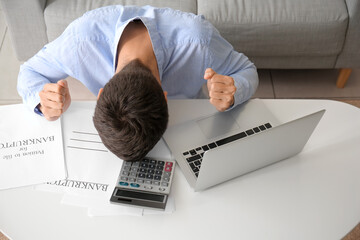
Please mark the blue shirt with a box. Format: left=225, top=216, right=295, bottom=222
left=18, top=5, right=258, bottom=112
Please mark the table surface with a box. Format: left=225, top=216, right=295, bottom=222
left=1, top=99, right=359, bottom=240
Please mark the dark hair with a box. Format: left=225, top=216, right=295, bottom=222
left=93, top=59, right=168, bottom=162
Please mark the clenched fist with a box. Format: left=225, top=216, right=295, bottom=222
left=204, top=68, right=236, bottom=112
left=38, top=79, right=71, bottom=121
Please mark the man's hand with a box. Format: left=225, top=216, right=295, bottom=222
left=204, top=68, right=236, bottom=112
left=38, top=79, right=71, bottom=121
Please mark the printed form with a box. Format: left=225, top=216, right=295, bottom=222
left=0, top=104, right=66, bottom=190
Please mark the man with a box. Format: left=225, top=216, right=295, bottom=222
left=17, top=5, right=259, bottom=161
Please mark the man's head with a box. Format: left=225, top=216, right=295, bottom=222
left=93, top=59, right=168, bottom=162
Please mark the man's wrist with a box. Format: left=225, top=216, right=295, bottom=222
left=34, top=104, right=44, bottom=116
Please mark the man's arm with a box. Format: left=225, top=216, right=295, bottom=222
left=207, top=29, right=259, bottom=111
left=17, top=25, right=77, bottom=119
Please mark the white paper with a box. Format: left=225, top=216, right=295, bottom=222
left=61, top=192, right=143, bottom=217
left=61, top=187, right=175, bottom=217
left=142, top=195, right=176, bottom=215
left=88, top=194, right=175, bottom=216
left=0, top=104, right=66, bottom=190
left=36, top=102, right=122, bottom=200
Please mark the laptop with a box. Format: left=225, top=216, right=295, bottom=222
left=163, top=99, right=325, bottom=191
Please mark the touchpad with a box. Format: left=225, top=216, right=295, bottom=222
left=196, top=111, right=240, bottom=139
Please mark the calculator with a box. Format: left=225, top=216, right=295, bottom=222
left=110, top=157, right=175, bottom=209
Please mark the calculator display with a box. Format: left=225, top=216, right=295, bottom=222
left=116, top=189, right=165, bottom=202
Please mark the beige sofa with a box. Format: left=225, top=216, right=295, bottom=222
left=1, top=0, right=359, bottom=87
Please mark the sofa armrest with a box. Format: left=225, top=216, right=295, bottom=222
left=0, top=0, right=48, bottom=61
left=335, top=0, right=360, bottom=68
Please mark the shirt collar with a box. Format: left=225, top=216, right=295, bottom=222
left=112, top=17, right=164, bottom=81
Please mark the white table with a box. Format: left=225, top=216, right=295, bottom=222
left=0, top=99, right=359, bottom=240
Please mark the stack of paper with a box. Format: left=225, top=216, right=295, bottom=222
left=0, top=104, right=66, bottom=190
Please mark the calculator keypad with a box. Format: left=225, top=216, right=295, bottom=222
left=117, top=158, right=175, bottom=194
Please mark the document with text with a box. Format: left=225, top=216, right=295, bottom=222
left=0, top=104, right=66, bottom=190
left=35, top=101, right=121, bottom=196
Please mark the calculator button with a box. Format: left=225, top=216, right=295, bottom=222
left=124, top=161, right=132, bottom=166
left=146, top=174, right=154, bottom=179
left=164, top=172, right=171, bottom=178
left=150, top=159, right=157, bottom=164
left=154, top=181, right=160, bottom=186
left=165, top=162, right=173, bottom=167
left=130, top=183, right=140, bottom=188
left=149, top=164, right=156, bottom=169
left=145, top=180, right=152, bottom=185
left=140, top=163, right=148, bottom=168
left=139, top=168, right=147, bottom=173
left=144, top=185, right=153, bottom=190
left=132, top=162, right=140, bottom=167
left=142, top=158, right=150, bottom=163
left=123, top=166, right=131, bottom=171
left=154, top=175, right=161, bottom=181
left=138, top=173, right=146, bottom=178
left=155, top=170, right=162, bottom=175
left=130, top=172, right=137, bottom=177
left=161, top=182, right=168, bottom=187
left=156, top=165, right=163, bottom=170
left=158, top=161, right=165, bottom=166
left=165, top=166, right=172, bottom=172
left=148, top=169, right=155, bottom=174
left=137, top=179, right=144, bottom=183
left=163, top=177, right=170, bottom=182
left=122, top=171, right=129, bottom=176
left=119, top=182, right=129, bottom=186
left=159, top=187, right=166, bottom=191
left=129, top=178, right=136, bottom=182
left=120, top=176, right=128, bottom=181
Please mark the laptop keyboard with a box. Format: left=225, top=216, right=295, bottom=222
left=182, top=123, right=272, bottom=178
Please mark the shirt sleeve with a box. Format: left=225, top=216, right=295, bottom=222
left=17, top=23, right=78, bottom=112
left=208, top=28, right=259, bottom=109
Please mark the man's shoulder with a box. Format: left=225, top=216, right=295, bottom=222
left=65, top=6, right=125, bottom=41
left=153, top=8, right=215, bottom=45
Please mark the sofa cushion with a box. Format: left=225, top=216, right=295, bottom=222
left=44, top=0, right=197, bottom=41
left=198, top=0, right=348, bottom=58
